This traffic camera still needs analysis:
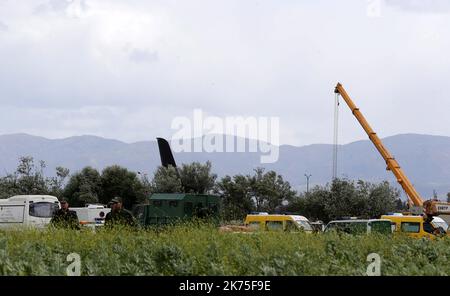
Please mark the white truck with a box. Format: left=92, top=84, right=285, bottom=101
left=71, top=204, right=111, bottom=228
left=0, top=195, right=60, bottom=228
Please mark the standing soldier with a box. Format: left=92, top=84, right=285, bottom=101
left=51, top=199, right=80, bottom=230
left=105, top=196, right=137, bottom=228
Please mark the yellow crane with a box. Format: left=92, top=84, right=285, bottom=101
left=334, top=83, right=450, bottom=219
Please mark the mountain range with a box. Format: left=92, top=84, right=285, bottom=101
left=1, top=133, right=449, bottom=199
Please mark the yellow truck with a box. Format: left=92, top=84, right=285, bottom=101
left=381, top=214, right=448, bottom=239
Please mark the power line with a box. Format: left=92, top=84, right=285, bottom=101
left=332, top=92, right=340, bottom=180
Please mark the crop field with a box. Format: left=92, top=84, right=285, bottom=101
left=1, top=223, right=450, bottom=276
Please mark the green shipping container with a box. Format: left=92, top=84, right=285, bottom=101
left=134, top=193, right=220, bottom=226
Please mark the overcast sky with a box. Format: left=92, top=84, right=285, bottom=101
left=0, top=0, right=450, bottom=146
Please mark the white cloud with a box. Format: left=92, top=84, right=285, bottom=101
left=386, top=0, right=450, bottom=13
left=0, top=21, right=7, bottom=31
left=0, top=0, right=449, bottom=145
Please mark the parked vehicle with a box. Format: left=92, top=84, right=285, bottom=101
left=244, top=214, right=313, bottom=233
left=324, top=219, right=393, bottom=235
left=0, top=195, right=60, bottom=228
left=381, top=214, right=448, bottom=239
left=71, top=204, right=111, bottom=228
left=310, top=221, right=325, bottom=232
left=134, top=193, right=220, bottom=226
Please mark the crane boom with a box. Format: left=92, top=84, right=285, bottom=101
left=334, top=83, right=424, bottom=207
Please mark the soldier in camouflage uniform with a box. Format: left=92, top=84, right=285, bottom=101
left=50, top=199, right=80, bottom=230
left=105, top=196, right=137, bottom=228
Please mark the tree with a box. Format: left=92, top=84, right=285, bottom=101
left=365, top=181, right=400, bottom=218
left=64, top=167, right=102, bottom=206
left=249, top=168, right=296, bottom=212
left=15, top=156, right=48, bottom=195
left=287, top=188, right=330, bottom=222
left=0, top=157, right=70, bottom=199
left=286, top=178, right=400, bottom=223
left=215, top=168, right=296, bottom=220
left=325, top=179, right=367, bottom=220
left=215, top=175, right=253, bottom=221
left=137, top=172, right=152, bottom=201
left=48, top=166, right=70, bottom=197
left=151, top=161, right=217, bottom=194
left=179, top=161, right=217, bottom=194
left=447, top=192, right=450, bottom=203
left=100, top=165, right=145, bottom=209
left=395, top=198, right=407, bottom=211
left=0, top=157, right=47, bottom=198
left=152, top=165, right=183, bottom=193
left=0, top=174, right=19, bottom=199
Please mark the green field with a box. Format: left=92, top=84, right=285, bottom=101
left=1, top=224, right=449, bottom=276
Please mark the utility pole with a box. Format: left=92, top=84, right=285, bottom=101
left=304, top=174, right=312, bottom=194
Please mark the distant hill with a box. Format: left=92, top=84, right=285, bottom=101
left=1, top=133, right=450, bottom=199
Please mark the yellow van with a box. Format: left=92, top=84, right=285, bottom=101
left=244, top=214, right=313, bottom=233
left=381, top=214, right=448, bottom=239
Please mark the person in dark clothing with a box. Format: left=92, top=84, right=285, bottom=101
left=104, top=196, right=137, bottom=228
left=51, top=199, right=80, bottom=230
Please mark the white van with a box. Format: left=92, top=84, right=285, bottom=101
left=71, top=204, right=111, bottom=228
left=324, top=219, right=394, bottom=235
left=0, top=195, right=60, bottom=228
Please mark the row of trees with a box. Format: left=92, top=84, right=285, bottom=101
left=285, top=179, right=403, bottom=222
left=0, top=157, right=69, bottom=199
left=0, top=156, right=406, bottom=222
left=0, top=157, right=149, bottom=209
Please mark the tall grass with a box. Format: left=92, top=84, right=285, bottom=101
left=1, top=224, right=450, bottom=275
